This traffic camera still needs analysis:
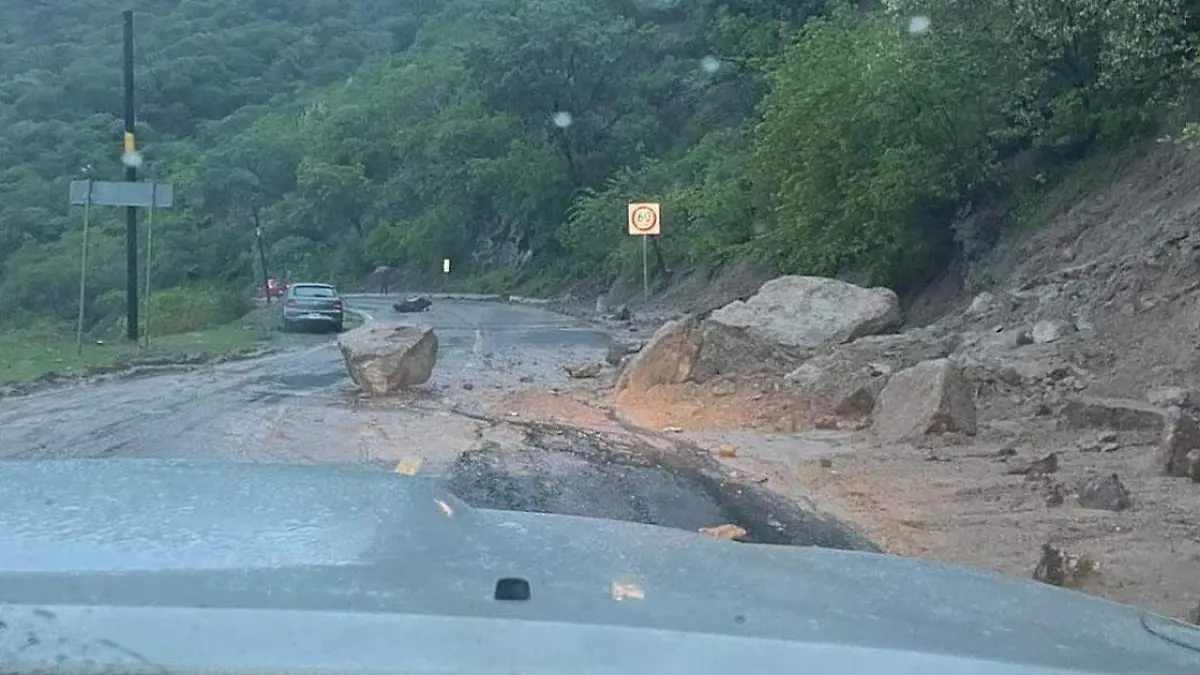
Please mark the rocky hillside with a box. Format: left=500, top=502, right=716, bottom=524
left=946, top=144, right=1200, bottom=402
left=600, top=141, right=1200, bottom=621
left=610, top=142, right=1200, bottom=429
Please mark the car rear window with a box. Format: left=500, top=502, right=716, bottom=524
left=293, top=286, right=337, bottom=298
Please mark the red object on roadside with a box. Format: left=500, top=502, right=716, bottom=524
left=266, top=277, right=291, bottom=298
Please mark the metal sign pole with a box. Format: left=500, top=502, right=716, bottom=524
left=143, top=184, right=155, bottom=349
left=642, top=236, right=648, bottom=303
left=75, top=180, right=93, bottom=356
left=627, top=202, right=660, bottom=305
left=67, top=179, right=174, bottom=351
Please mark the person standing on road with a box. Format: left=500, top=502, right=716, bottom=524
left=374, top=264, right=395, bottom=295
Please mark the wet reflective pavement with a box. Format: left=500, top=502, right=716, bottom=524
left=0, top=298, right=873, bottom=551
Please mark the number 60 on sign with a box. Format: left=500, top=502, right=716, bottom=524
left=627, top=202, right=660, bottom=236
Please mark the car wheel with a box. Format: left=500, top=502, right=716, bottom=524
left=332, top=322, right=344, bottom=333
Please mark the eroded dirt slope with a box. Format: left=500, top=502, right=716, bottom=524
left=565, top=143, right=1200, bottom=622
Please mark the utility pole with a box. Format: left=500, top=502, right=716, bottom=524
left=122, top=9, right=139, bottom=341
left=66, top=15, right=171, bottom=341
left=254, top=209, right=271, bottom=302
left=75, top=169, right=93, bottom=356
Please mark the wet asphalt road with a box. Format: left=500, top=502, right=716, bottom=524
left=0, top=297, right=608, bottom=461
left=0, top=296, right=872, bottom=550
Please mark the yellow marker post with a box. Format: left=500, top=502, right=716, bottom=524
left=123, top=132, right=135, bottom=153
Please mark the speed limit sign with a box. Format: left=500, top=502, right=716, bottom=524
left=627, top=202, right=660, bottom=236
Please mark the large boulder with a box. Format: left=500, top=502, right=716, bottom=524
left=615, top=315, right=703, bottom=398
left=692, top=276, right=901, bottom=381
left=783, top=328, right=956, bottom=419
left=1060, top=397, right=1165, bottom=433
left=873, top=358, right=977, bottom=441
left=338, top=323, right=438, bottom=395
left=1160, top=409, right=1200, bottom=478
left=691, top=320, right=810, bottom=381
left=614, top=277, right=904, bottom=401
left=707, top=275, right=900, bottom=349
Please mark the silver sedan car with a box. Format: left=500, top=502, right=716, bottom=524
left=278, top=283, right=344, bottom=333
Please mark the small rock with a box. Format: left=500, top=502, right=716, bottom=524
left=710, top=379, right=736, bottom=396
left=564, top=362, right=603, bottom=378
left=833, top=387, right=876, bottom=417
left=867, top=362, right=892, bottom=377
left=699, top=523, right=747, bottom=541
left=1186, top=602, right=1200, bottom=625
left=1007, top=452, right=1059, bottom=476
left=1146, top=386, right=1191, bottom=408
left=518, top=375, right=534, bottom=383
left=1044, top=480, right=1066, bottom=506
left=1076, top=431, right=1119, bottom=453
left=785, top=362, right=823, bottom=387
left=1033, top=543, right=1097, bottom=588
left=461, top=382, right=475, bottom=390
left=609, top=305, right=632, bottom=321
left=967, top=292, right=996, bottom=315
left=605, top=339, right=644, bottom=366
left=1030, top=319, right=1074, bottom=344
left=1075, top=473, right=1132, bottom=511
left=1015, top=330, right=1034, bottom=346
left=814, top=415, right=840, bottom=430
left=818, top=458, right=833, bottom=468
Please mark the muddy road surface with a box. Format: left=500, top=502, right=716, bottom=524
left=0, top=297, right=873, bottom=551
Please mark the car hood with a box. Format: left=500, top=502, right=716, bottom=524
left=0, top=458, right=1197, bottom=674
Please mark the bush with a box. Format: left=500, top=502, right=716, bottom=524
left=144, top=286, right=252, bottom=336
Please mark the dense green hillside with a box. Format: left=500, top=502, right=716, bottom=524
left=0, top=0, right=1194, bottom=336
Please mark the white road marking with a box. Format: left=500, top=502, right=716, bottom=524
left=343, top=305, right=376, bottom=324
left=472, top=329, right=485, bottom=358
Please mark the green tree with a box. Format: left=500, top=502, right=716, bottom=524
left=755, top=5, right=1020, bottom=287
